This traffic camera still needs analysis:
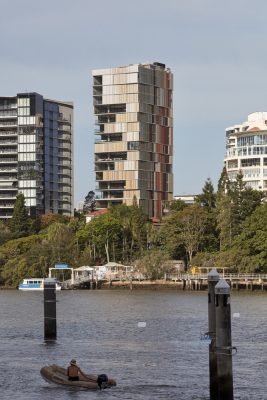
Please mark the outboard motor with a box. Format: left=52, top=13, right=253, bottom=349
left=97, top=374, right=108, bottom=389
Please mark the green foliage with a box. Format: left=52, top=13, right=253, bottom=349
left=0, top=234, right=46, bottom=286
left=38, top=213, right=71, bottom=232
left=233, top=202, right=267, bottom=271
left=195, top=178, right=216, bottom=209
left=161, top=205, right=209, bottom=265
left=0, top=189, right=267, bottom=286
left=47, top=223, right=78, bottom=266
left=0, top=221, right=12, bottom=245
left=135, top=249, right=169, bottom=280
left=9, top=193, right=30, bottom=238
left=169, top=199, right=188, bottom=212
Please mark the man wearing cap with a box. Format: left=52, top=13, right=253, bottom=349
left=67, top=359, right=87, bottom=381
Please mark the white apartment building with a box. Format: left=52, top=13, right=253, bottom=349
left=224, top=112, right=267, bottom=192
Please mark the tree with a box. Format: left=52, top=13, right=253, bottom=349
left=195, top=178, right=219, bottom=252
left=83, top=191, right=96, bottom=213
left=162, top=205, right=208, bottom=265
left=169, top=199, right=188, bottom=212
left=217, top=166, right=230, bottom=193
left=0, top=221, right=12, bottom=245
left=135, top=249, right=168, bottom=280
left=76, top=213, right=122, bottom=264
left=9, top=193, right=30, bottom=238
left=216, top=192, right=233, bottom=251
left=233, top=202, right=267, bottom=272
left=195, top=178, right=216, bottom=210
left=110, top=204, right=148, bottom=262
left=47, top=223, right=77, bottom=266
left=217, top=171, right=264, bottom=245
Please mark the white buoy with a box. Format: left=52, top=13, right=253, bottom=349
left=137, top=322, right=146, bottom=328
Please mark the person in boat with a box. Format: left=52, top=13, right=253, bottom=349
left=67, top=359, right=87, bottom=381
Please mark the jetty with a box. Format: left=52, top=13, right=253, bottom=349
left=59, top=272, right=267, bottom=291
left=166, top=273, right=267, bottom=291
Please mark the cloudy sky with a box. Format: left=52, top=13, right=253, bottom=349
left=1, top=0, right=267, bottom=205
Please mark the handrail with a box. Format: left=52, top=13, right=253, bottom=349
left=166, top=273, right=267, bottom=280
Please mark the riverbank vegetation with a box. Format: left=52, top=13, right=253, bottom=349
left=0, top=170, right=267, bottom=287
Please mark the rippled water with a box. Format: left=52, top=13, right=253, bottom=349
left=0, top=289, right=266, bottom=399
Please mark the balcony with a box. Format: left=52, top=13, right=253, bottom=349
left=0, top=158, right=17, bottom=163
left=96, top=189, right=124, bottom=199
left=0, top=121, right=17, bottom=127
left=95, top=164, right=114, bottom=172
left=0, top=203, right=15, bottom=208
left=0, top=110, right=17, bottom=117
left=58, top=152, right=71, bottom=158
left=0, top=177, right=17, bottom=182
left=0, top=104, right=17, bottom=110
left=0, top=141, right=17, bottom=146
left=58, top=144, right=71, bottom=152
left=93, top=76, right=102, bottom=86
left=0, top=167, right=17, bottom=172
left=58, top=134, right=71, bottom=142
left=0, top=193, right=17, bottom=199
left=0, top=149, right=17, bottom=154
left=0, top=131, right=17, bottom=137
left=58, top=117, right=71, bottom=124
left=58, top=178, right=71, bottom=185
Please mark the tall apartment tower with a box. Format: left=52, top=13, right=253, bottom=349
left=225, top=112, right=267, bottom=192
left=0, top=93, right=73, bottom=219
left=92, top=62, right=173, bottom=220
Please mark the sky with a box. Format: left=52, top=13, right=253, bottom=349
left=1, top=0, right=267, bottom=205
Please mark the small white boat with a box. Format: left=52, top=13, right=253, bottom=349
left=18, top=278, right=61, bottom=291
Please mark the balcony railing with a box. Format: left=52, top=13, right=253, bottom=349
left=0, top=131, right=17, bottom=136
left=0, top=158, right=17, bottom=163
left=0, top=203, right=15, bottom=208
left=0, top=149, right=17, bottom=154
left=59, top=178, right=71, bottom=185
left=58, top=152, right=71, bottom=158
left=0, top=194, right=17, bottom=198
left=0, top=110, right=17, bottom=117
left=0, top=141, right=17, bottom=146
left=0, top=121, right=17, bottom=126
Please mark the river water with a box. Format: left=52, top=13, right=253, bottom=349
left=0, top=289, right=266, bottom=400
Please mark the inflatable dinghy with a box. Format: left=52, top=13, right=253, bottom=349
left=40, top=364, right=116, bottom=389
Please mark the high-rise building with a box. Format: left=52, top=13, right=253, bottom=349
left=224, top=112, right=267, bottom=192
left=0, top=93, right=73, bottom=219
left=92, top=62, right=173, bottom=220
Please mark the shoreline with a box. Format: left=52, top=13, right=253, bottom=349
left=1, top=279, right=267, bottom=292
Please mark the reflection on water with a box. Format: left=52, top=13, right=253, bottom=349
left=0, top=289, right=266, bottom=399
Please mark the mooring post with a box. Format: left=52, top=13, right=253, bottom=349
left=44, top=278, right=57, bottom=341
left=95, top=274, right=98, bottom=290
left=130, top=275, right=133, bottom=291
left=215, top=279, right=234, bottom=400
left=208, top=268, right=220, bottom=400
